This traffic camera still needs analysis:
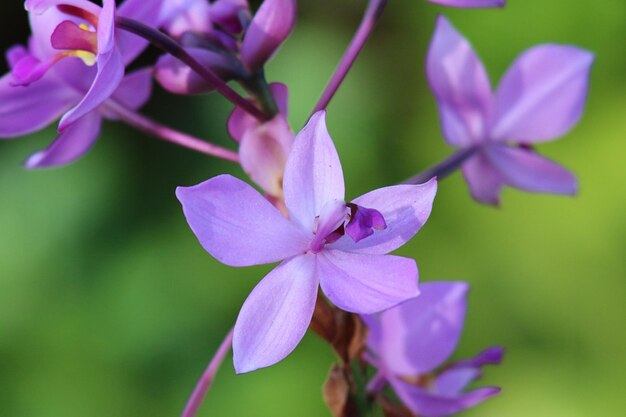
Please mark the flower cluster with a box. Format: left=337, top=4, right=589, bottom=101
left=0, top=1, right=594, bottom=416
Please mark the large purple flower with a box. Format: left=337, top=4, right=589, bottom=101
left=363, top=282, right=503, bottom=417
left=176, top=111, right=437, bottom=373
left=427, top=16, right=594, bottom=205
left=0, top=0, right=162, bottom=168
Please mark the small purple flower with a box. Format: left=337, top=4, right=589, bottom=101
left=363, top=282, right=503, bottom=417
left=427, top=16, right=594, bottom=205
left=0, top=0, right=162, bottom=167
left=427, top=0, right=505, bottom=7
left=176, top=111, right=437, bottom=373
left=227, top=82, right=292, bottom=199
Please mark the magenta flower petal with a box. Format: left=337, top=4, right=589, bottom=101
left=176, top=175, right=310, bottom=267
left=389, top=377, right=501, bottom=417
left=117, top=0, right=165, bottom=64
left=486, top=145, right=577, bottom=195
left=233, top=254, right=318, bottom=373
left=450, top=345, right=505, bottom=369
left=317, top=250, right=419, bottom=315
left=155, top=46, right=242, bottom=95
left=25, top=111, right=102, bottom=168
left=491, top=45, right=594, bottom=143
left=461, top=152, right=504, bottom=205
left=435, top=368, right=482, bottom=395
left=427, top=0, right=505, bottom=8
left=427, top=16, right=493, bottom=147
left=109, top=68, right=153, bottom=111
left=283, top=111, right=345, bottom=232
left=329, top=180, right=437, bottom=255
left=228, top=83, right=288, bottom=142
left=240, top=0, right=296, bottom=72
left=0, top=72, right=77, bottom=137
left=160, top=0, right=213, bottom=38
left=377, top=282, right=468, bottom=376
left=210, top=0, right=250, bottom=34
left=239, top=116, right=293, bottom=198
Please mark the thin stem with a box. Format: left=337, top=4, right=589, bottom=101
left=116, top=17, right=269, bottom=121
left=312, top=0, right=388, bottom=115
left=402, top=146, right=479, bottom=185
left=181, top=328, right=235, bottom=417
left=105, top=101, right=240, bottom=163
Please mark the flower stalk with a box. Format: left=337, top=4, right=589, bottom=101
left=403, top=146, right=478, bottom=184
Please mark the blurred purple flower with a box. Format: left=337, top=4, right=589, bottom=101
left=0, top=0, right=162, bottom=168
left=176, top=111, right=437, bottom=373
left=427, top=0, right=504, bottom=7
left=363, top=282, right=503, bottom=417
left=427, top=16, right=593, bottom=205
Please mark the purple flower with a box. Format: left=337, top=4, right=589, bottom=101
left=427, top=16, right=593, bottom=205
left=363, top=282, right=503, bottom=417
left=176, top=111, right=437, bottom=373
left=227, top=82, right=292, bottom=199
left=427, top=0, right=504, bottom=7
left=0, top=0, right=162, bottom=168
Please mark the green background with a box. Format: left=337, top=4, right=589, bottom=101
left=0, top=0, right=624, bottom=416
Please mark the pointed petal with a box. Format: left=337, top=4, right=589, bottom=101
left=110, top=68, right=153, bottom=110
left=427, top=16, right=493, bottom=147
left=25, top=111, right=102, bottom=168
left=491, top=45, right=594, bottom=142
left=389, top=377, right=500, bottom=417
left=461, top=152, right=504, bottom=205
left=233, top=254, right=318, bottom=373
left=117, top=0, right=165, bottom=64
left=329, top=179, right=437, bottom=255
left=435, top=368, right=482, bottom=396
left=228, top=83, right=288, bottom=142
left=59, top=47, right=124, bottom=130
left=378, top=282, right=469, bottom=376
left=318, top=250, right=419, bottom=315
left=283, top=111, right=345, bottom=232
left=450, top=345, right=505, bottom=370
left=176, top=175, right=310, bottom=267
left=239, top=116, right=293, bottom=198
left=155, top=47, right=243, bottom=95
left=0, top=73, right=77, bottom=138
left=486, top=145, right=577, bottom=195
left=241, top=0, right=296, bottom=71
left=427, top=0, right=505, bottom=8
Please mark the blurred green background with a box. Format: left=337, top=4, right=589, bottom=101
left=1, top=0, right=625, bottom=416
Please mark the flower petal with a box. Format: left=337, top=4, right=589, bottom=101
left=0, top=72, right=77, bottom=138
left=329, top=179, right=437, bottom=255
left=110, top=68, right=153, bottom=111
left=427, top=16, right=493, bottom=147
left=450, top=345, right=505, bottom=370
left=228, top=83, right=288, bottom=143
left=461, top=151, right=504, bottom=205
left=427, top=0, right=505, bottom=8
left=25, top=111, right=102, bottom=168
left=233, top=254, right=318, bottom=373
left=117, top=0, right=165, bottom=64
left=378, top=282, right=468, bottom=376
left=283, top=111, right=345, bottom=232
left=317, top=250, right=419, bottom=315
left=210, top=0, right=250, bottom=34
left=486, top=145, right=577, bottom=195
left=435, top=368, right=482, bottom=396
left=491, top=45, right=594, bottom=143
left=176, top=174, right=310, bottom=267
left=59, top=47, right=124, bottom=130
left=389, top=377, right=500, bottom=417
left=240, top=0, right=296, bottom=71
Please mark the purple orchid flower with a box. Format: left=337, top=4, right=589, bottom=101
left=427, top=16, right=594, bottom=205
left=427, top=0, right=504, bottom=8
left=363, top=282, right=504, bottom=417
left=0, top=0, right=162, bottom=168
left=176, top=111, right=437, bottom=373
left=227, top=82, right=292, bottom=199
left=155, top=0, right=295, bottom=95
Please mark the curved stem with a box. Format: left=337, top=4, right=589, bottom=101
left=403, top=146, right=478, bottom=185
left=116, top=17, right=269, bottom=122
left=312, top=0, right=388, bottom=115
left=105, top=101, right=240, bottom=163
left=181, top=328, right=235, bottom=417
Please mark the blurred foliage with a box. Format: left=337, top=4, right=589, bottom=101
left=1, top=0, right=625, bottom=416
